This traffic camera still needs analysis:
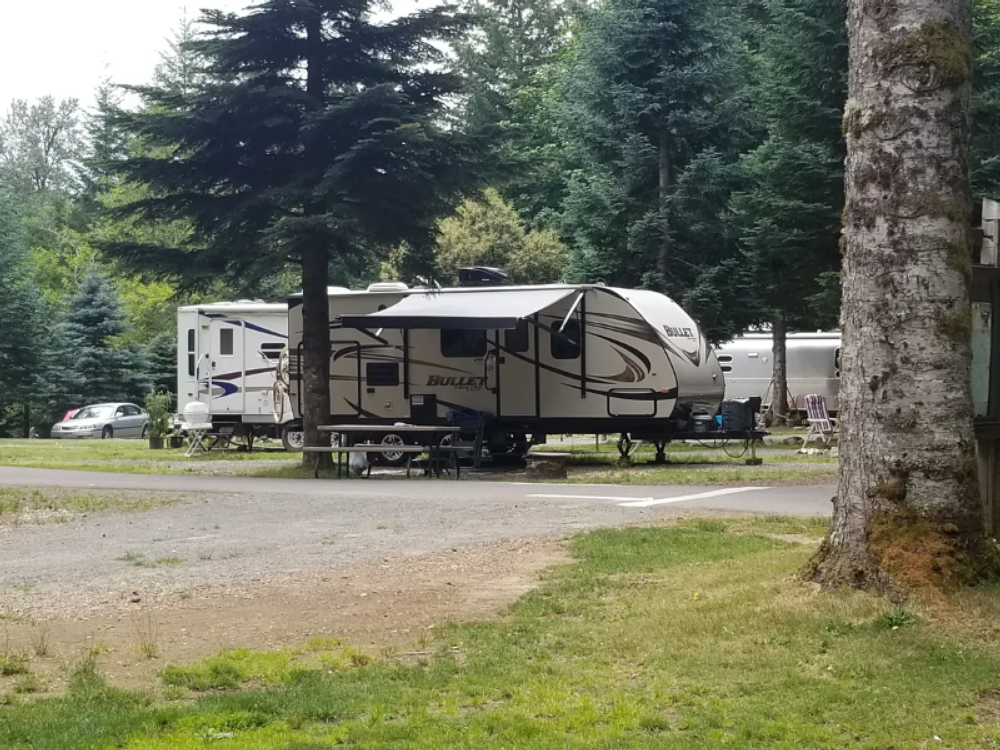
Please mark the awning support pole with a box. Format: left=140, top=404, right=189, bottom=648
left=559, top=292, right=585, bottom=332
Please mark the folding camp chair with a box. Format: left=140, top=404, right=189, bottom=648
left=802, top=394, right=838, bottom=450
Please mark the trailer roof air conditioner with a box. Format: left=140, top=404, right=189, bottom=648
left=458, top=266, right=511, bottom=287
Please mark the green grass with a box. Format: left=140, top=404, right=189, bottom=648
left=554, top=465, right=837, bottom=485
left=0, top=436, right=832, bottom=485
left=0, top=487, right=183, bottom=519
left=5, top=517, right=1000, bottom=748
left=0, top=652, right=30, bottom=676
left=116, top=552, right=186, bottom=569
left=0, top=438, right=292, bottom=475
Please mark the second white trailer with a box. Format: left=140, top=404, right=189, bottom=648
left=176, top=301, right=295, bottom=445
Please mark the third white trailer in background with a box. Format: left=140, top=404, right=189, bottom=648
left=714, top=331, right=841, bottom=414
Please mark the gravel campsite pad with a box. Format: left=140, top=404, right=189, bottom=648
left=0, top=475, right=769, bottom=694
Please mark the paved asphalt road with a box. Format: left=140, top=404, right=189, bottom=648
left=0, top=467, right=833, bottom=515
left=0, top=468, right=833, bottom=615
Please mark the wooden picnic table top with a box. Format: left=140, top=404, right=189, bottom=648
left=318, top=424, right=462, bottom=433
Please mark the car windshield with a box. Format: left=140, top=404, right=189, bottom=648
left=72, top=406, right=115, bottom=420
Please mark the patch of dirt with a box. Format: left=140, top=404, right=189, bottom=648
left=761, top=533, right=824, bottom=545
left=978, top=690, right=1000, bottom=724
left=0, top=537, right=570, bottom=694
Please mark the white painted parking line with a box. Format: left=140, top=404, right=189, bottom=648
left=525, top=487, right=766, bottom=508
left=618, top=487, right=765, bottom=508
left=527, top=494, right=656, bottom=502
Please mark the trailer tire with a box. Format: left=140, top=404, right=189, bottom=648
left=375, top=433, right=408, bottom=467
left=281, top=424, right=340, bottom=452
left=281, top=423, right=304, bottom=452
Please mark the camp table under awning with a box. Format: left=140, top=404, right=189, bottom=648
left=337, top=287, right=581, bottom=330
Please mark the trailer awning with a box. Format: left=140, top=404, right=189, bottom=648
left=338, top=288, right=580, bottom=330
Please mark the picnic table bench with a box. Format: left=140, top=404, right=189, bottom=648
left=308, top=424, right=464, bottom=478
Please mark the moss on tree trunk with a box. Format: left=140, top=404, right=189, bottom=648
left=805, top=0, right=999, bottom=594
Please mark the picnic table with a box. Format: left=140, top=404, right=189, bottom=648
left=307, top=424, right=464, bottom=478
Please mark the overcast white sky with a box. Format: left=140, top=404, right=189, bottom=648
left=0, top=0, right=426, bottom=111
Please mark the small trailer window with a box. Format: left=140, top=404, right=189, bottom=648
left=187, top=329, right=196, bottom=376
left=220, top=327, right=235, bottom=356
left=440, top=329, right=488, bottom=358
left=367, top=362, right=400, bottom=387
left=504, top=320, right=529, bottom=353
left=261, top=342, right=284, bottom=360
left=551, top=319, right=581, bottom=360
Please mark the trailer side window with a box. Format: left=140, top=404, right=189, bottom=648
left=187, top=329, right=196, bottom=376
left=261, top=342, right=284, bottom=360
left=440, top=329, right=488, bottom=358
left=220, top=327, right=235, bottom=356
left=367, top=362, right=400, bottom=387
left=551, top=319, right=581, bottom=360
left=504, top=320, right=529, bottom=353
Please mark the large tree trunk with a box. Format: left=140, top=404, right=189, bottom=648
left=299, top=10, right=332, bottom=468
left=806, top=0, right=998, bottom=593
left=300, top=246, right=332, bottom=466
left=771, top=313, right=791, bottom=426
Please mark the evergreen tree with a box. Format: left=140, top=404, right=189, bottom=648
left=0, top=192, right=45, bottom=436
left=49, top=266, right=152, bottom=410
left=973, top=0, right=1000, bottom=199
left=555, top=0, right=755, bottom=325
left=453, top=0, right=570, bottom=222
left=80, top=77, right=130, bottom=207
left=146, top=332, right=178, bottom=399
left=720, top=0, right=846, bottom=422
left=103, top=1, right=483, bottom=455
left=153, top=12, right=208, bottom=96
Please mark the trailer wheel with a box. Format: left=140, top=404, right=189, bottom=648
left=375, top=433, right=408, bottom=467
left=281, top=423, right=304, bottom=452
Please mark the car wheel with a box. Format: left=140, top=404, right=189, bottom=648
left=141, top=424, right=149, bottom=439
left=102, top=425, right=113, bottom=439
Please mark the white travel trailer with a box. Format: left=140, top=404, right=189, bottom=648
left=286, top=272, right=727, bottom=461
left=176, top=301, right=295, bottom=445
left=714, top=331, right=841, bottom=414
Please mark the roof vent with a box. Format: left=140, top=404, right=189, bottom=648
left=366, top=282, right=409, bottom=293
left=458, top=266, right=511, bottom=287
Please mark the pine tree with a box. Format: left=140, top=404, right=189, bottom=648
left=453, top=0, right=570, bottom=221
left=146, top=332, right=177, bottom=399
left=103, top=1, right=483, bottom=456
left=724, top=0, right=847, bottom=422
left=50, top=267, right=152, bottom=409
left=972, top=0, right=1000, bottom=198
left=153, top=11, right=208, bottom=96
left=0, top=192, right=45, bottom=436
left=81, top=77, right=130, bottom=207
left=555, top=0, right=755, bottom=320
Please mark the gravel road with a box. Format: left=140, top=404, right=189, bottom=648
left=0, top=468, right=832, bottom=689
left=0, top=468, right=831, bottom=620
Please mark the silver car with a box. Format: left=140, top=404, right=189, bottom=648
left=50, top=403, right=149, bottom=439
